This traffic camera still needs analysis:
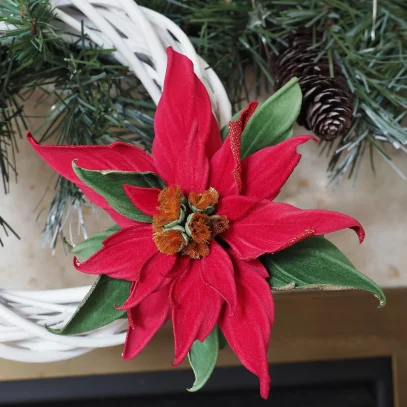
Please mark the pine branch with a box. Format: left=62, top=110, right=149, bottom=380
left=36, top=176, right=85, bottom=252
left=0, top=0, right=156, bottom=248
left=141, top=0, right=407, bottom=182
left=255, top=1, right=407, bottom=182
left=2, top=0, right=406, bottom=248
left=0, top=215, right=19, bottom=247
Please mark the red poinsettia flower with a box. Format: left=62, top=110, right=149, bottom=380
left=28, top=48, right=364, bottom=399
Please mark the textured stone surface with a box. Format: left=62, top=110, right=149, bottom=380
left=0, top=97, right=406, bottom=290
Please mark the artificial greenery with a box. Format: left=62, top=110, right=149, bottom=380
left=70, top=224, right=120, bottom=259
left=73, top=167, right=165, bottom=223
left=150, top=0, right=407, bottom=184
left=262, top=235, right=385, bottom=306
left=48, top=275, right=130, bottom=335
left=188, top=326, right=219, bottom=392
left=1, top=0, right=406, bottom=245
left=0, top=0, right=155, bottom=246
left=240, top=77, right=301, bottom=157
left=0, top=215, right=19, bottom=247
left=50, top=224, right=127, bottom=335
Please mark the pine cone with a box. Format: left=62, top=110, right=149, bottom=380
left=271, top=33, right=353, bottom=141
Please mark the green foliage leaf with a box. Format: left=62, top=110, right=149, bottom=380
left=188, top=326, right=219, bottom=392
left=71, top=225, right=120, bottom=260
left=73, top=165, right=165, bottom=222
left=50, top=225, right=129, bottom=335
left=49, top=275, right=130, bottom=335
left=240, top=77, right=302, bottom=158
left=262, top=236, right=386, bottom=307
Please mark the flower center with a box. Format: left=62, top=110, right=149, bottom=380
left=152, top=186, right=229, bottom=259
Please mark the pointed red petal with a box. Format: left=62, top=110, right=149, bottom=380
left=217, top=195, right=259, bottom=222
left=28, top=133, right=155, bottom=227
left=209, top=102, right=259, bottom=196
left=171, top=260, right=223, bottom=366
left=122, top=287, right=170, bottom=360
left=153, top=48, right=221, bottom=186
left=117, top=252, right=176, bottom=310
left=73, top=224, right=157, bottom=281
left=123, top=185, right=161, bottom=217
left=243, top=258, right=270, bottom=279
left=208, top=136, right=237, bottom=196
left=200, top=242, right=237, bottom=314
left=219, top=251, right=274, bottom=399
left=242, top=135, right=316, bottom=201
left=224, top=201, right=365, bottom=259
left=174, top=137, right=209, bottom=194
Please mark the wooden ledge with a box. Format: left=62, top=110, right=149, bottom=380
left=1, top=288, right=405, bottom=405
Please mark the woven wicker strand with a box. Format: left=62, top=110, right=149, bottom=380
left=0, top=0, right=232, bottom=362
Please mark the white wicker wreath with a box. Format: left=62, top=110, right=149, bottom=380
left=0, top=0, right=232, bottom=363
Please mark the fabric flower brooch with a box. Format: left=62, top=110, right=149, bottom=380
left=29, top=48, right=384, bottom=399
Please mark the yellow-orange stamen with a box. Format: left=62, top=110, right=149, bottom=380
left=187, top=213, right=212, bottom=244
left=153, top=185, right=184, bottom=231
left=153, top=229, right=187, bottom=255
left=181, top=241, right=210, bottom=259
left=210, top=215, right=229, bottom=237
left=151, top=185, right=229, bottom=259
left=188, top=187, right=219, bottom=211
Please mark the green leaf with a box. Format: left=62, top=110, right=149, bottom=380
left=188, top=326, right=219, bottom=392
left=73, top=164, right=166, bottom=222
left=240, top=77, right=302, bottom=158
left=262, top=236, right=386, bottom=307
left=71, top=225, right=120, bottom=260
left=49, top=275, right=131, bottom=335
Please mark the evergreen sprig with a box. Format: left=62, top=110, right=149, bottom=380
left=261, top=0, right=407, bottom=183
left=0, top=215, right=19, bottom=247
left=1, top=0, right=406, bottom=247
left=0, top=0, right=155, bottom=248
left=140, top=0, right=407, bottom=183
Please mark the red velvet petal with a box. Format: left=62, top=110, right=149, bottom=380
left=243, top=258, right=270, bottom=279
left=152, top=48, right=221, bottom=186
left=216, top=195, right=259, bottom=222
left=171, top=259, right=223, bottom=366
left=200, top=241, right=237, bottom=314
left=123, top=185, right=161, bottom=217
left=28, top=133, right=155, bottom=227
left=242, top=135, right=316, bottom=201
left=122, top=287, right=170, bottom=360
left=224, top=201, right=365, bottom=259
left=209, top=102, right=259, bottom=196
left=174, top=137, right=209, bottom=194
left=73, top=224, right=157, bottom=281
left=219, top=251, right=274, bottom=399
left=117, top=252, right=176, bottom=310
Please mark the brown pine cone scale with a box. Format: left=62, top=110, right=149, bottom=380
left=271, top=33, right=353, bottom=141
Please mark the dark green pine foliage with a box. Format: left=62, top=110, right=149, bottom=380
left=0, top=0, right=156, bottom=247
left=141, top=0, right=407, bottom=183
left=0, top=215, right=19, bottom=247
left=1, top=0, right=407, bottom=245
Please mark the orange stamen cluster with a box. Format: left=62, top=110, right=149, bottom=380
left=153, top=229, right=187, bottom=256
left=152, top=185, right=184, bottom=231
left=210, top=215, right=230, bottom=236
left=181, top=240, right=210, bottom=259
left=188, top=187, right=219, bottom=211
left=187, top=213, right=212, bottom=244
left=152, top=185, right=229, bottom=259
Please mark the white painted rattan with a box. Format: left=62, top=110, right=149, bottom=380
left=0, top=0, right=232, bottom=362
